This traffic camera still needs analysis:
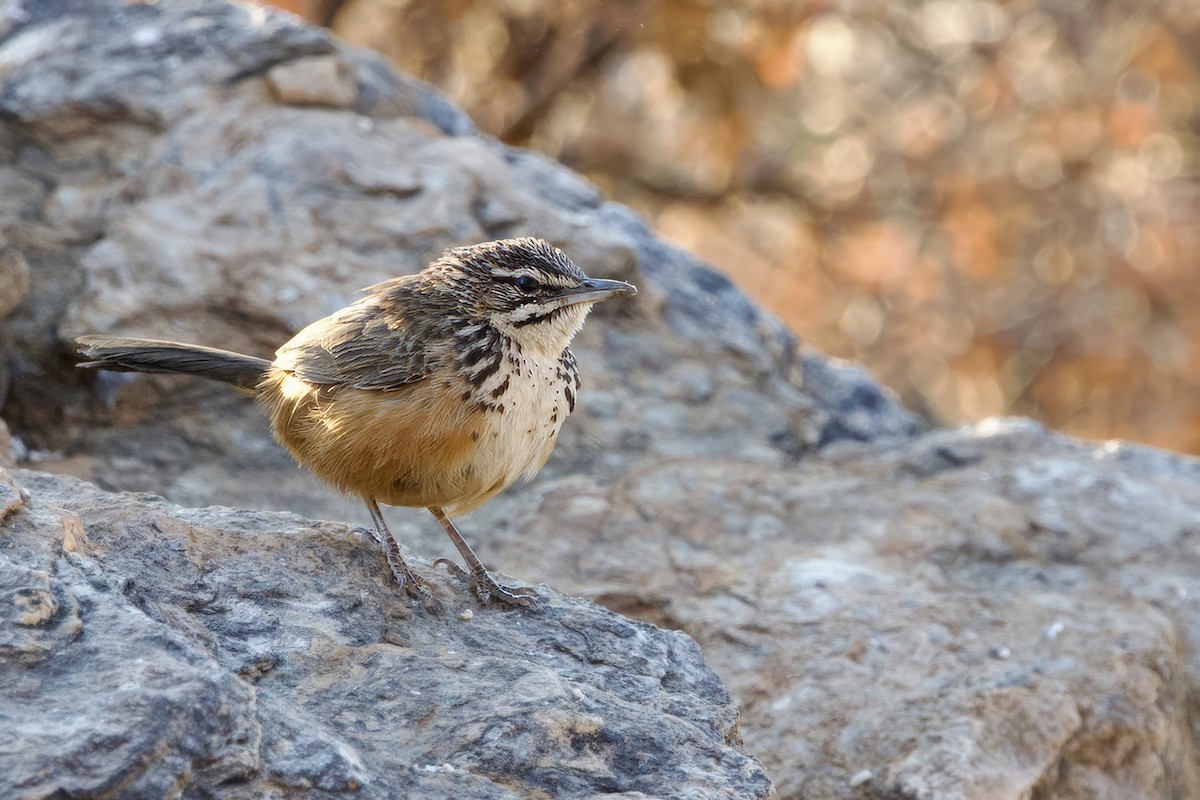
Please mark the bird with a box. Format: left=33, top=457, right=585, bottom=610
left=76, top=237, right=636, bottom=611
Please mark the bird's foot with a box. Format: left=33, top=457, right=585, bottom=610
left=393, top=567, right=444, bottom=614
left=433, top=558, right=540, bottom=609
left=380, top=534, right=443, bottom=613
left=350, top=525, right=383, bottom=545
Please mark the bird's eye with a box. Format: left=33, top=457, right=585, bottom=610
left=515, top=276, right=540, bottom=294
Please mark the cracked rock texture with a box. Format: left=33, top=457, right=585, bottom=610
left=1, top=468, right=770, bottom=798
left=2, top=0, right=1199, bottom=798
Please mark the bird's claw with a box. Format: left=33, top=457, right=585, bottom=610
left=432, top=557, right=471, bottom=582
left=350, top=525, right=384, bottom=545
left=393, top=569, right=443, bottom=613
left=380, top=534, right=442, bottom=613
left=434, top=558, right=540, bottom=609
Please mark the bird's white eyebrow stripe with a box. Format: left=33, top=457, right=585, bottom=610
left=489, top=267, right=574, bottom=288
left=488, top=268, right=534, bottom=279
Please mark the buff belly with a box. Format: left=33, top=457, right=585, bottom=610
left=258, top=363, right=568, bottom=515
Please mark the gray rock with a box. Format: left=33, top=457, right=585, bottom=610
left=521, top=418, right=1200, bottom=798
left=450, top=420, right=1200, bottom=799
left=0, top=468, right=773, bottom=799
left=0, top=233, right=29, bottom=319
left=267, top=54, right=360, bottom=108
left=4, top=1, right=1200, bottom=798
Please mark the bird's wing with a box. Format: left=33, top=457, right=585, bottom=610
left=273, top=298, right=434, bottom=391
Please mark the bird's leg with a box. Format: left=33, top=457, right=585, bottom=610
left=365, top=498, right=442, bottom=612
left=428, top=506, right=539, bottom=608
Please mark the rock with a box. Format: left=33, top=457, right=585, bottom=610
left=0, top=234, right=29, bottom=403
left=0, top=468, right=773, bottom=798
left=0, top=233, right=29, bottom=320
left=507, top=420, right=1200, bottom=799
left=267, top=54, right=359, bottom=108
left=3, top=1, right=1200, bottom=798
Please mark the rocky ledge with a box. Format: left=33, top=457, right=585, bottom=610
left=1, top=467, right=772, bottom=798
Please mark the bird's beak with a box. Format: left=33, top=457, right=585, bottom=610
left=553, top=278, right=637, bottom=306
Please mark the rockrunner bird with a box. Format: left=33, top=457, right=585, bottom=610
left=77, top=237, right=636, bottom=611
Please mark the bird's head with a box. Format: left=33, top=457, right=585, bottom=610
left=432, top=238, right=636, bottom=356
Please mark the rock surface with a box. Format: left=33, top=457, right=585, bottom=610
left=2, top=1, right=1200, bottom=799
left=0, top=467, right=772, bottom=798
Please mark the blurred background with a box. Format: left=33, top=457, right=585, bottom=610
left=264, top=0, right=1200, bottom=455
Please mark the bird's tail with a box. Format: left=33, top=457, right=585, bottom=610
left=76, top=336, right=271, bottom=392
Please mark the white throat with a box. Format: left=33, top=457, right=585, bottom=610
left=494, top=302, right=592, bottom=358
